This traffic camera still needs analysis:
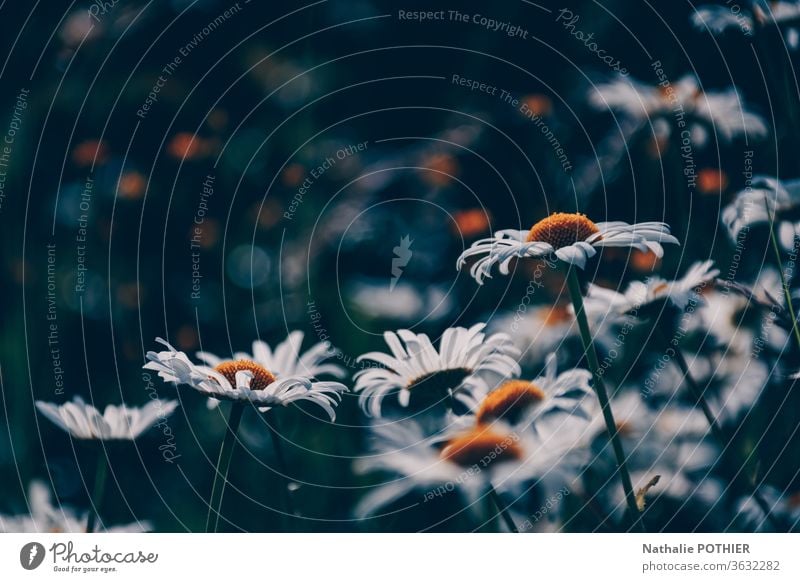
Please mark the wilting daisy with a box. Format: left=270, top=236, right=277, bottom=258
left=457, top=353, right=593, bottom=427
left=354, top=418, right=588, bottom=530
left=353, top=324, right=520, bottom=417
left=457, top=213, right=678, bottom=282
left=589, top=74, right=768, bottom=145
left=144, top=336, right=347, bottom=420
left=583, top=260, right=719, bottom=319
left=0, top=480, right=151, bottom=533
left=723, top=176, right=800, bottom=250
left=35, top=396, right=178, bottom=440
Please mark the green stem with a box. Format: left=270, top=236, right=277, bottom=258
left=206, top=403, right=244, bottom=533
left=265, top=413, right=298, bottom=528
left=566, top=267, right=645, bottom=532
left=85, top=452, right=108, bottom=533
left=661, top=334, right=727, bottom=446
left=487, top=484, right=519, bottom=533
left=765, top=197, right=800, bottom=353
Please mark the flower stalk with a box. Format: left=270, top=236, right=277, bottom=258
left=206, top=403, right=245, bottom=533
left=487, top=484, right=519, bottom=533
left=265, top=413, right=298, bottom=529
left=85, top=452, right=109, bottom=533
left=565, top=267, right=645, bottom=532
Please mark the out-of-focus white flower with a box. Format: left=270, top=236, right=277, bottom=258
left=590, top=75, right=768, bottom=144
left=0, top=481, right=150, bottom=533
left=35, top=397, right=178, bottom=441
left=457, top=213, right=678, bottom=282
left=354, top=324, right=520, bottom=417
left=353, top=417, right=589, bottom=522
left=734, top=485, right=800, bottom=531
left=489, top=304, right=580, bottom=364
left=584, top=261, right=720, bottom=319
left=591, top=391, right=720, bottom=518
left=693, top=2, right=800, bottom=49
left=349, top=280, right=453, bottom=322
left=457, top=353, right=593, bottom=427
left=722, top=176, right=800, bottom=250
left=144, top=337, right=347, bottom=420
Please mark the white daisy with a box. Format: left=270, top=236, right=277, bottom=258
left=590, top=75, right=768, bottom=144
left=0, top=480, right=151, bottom=533
left=693, top=2, right=800, bottom=49
left=591, top=392, right=721, bottom=519
left=456, top=212, right=679, bottom=282
left=353, top=323, right=521, bottom=417
left=195, top=330, right=346, bottom=381
left=583, top=260, right=720, bottom=318
left=723, top=176, right=800, bottom=250
left=457, top=353, right=594, bottom=427
left=35, top=396, right=178, bottom=441
left=354, top=417, right=588, bottom=522
left=144, top=337, right=347, bottom=421
left=490, top=304, right=578, bottom=364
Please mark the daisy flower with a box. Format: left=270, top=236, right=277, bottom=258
left=0, top=480, right=151, bottom=533
left=35, top=396, right=178, bottom=440
left=354, top=417, right=589, bottom=526
left=490, top=304, right=579, bottom=363
left=353, top=323, right=521, bottom=417
left=583, top=260, right=720, bottom=319
left=144, top=335, right=347, bottom=421
left=590, top=392, right=721, bottom=520
left=456, top=212, right=679, bottom=282
left=692, top=2, right=800, bottom=49
left=589, top=74, right=768, bottom=145
left=457, top=353, right=593, bottom=427
left=722, top=176, right=800, bottom=250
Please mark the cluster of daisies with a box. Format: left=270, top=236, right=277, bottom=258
left=8, top=206, right=799, bottom=533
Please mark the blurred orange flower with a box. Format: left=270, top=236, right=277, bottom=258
left=452, top=209, right=490, bottom=238
left=697, top=168, right=729, bottom=195
left=72, top=139, right=109, bottom=167
left=167, top=132, right=213, bottom=160
left=118, top=171, right=146, bottom=200
left=420, top=153, right=459, bottom=186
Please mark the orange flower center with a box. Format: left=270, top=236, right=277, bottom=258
left=543, top=304, right=571, bottom=327
left=213, top=360, right=276, bottom=390
left=440, top=427, right=523, bottom=468
left=476, top=380, right=546, bottom=424
left=526, top=212, right=600, bottom=249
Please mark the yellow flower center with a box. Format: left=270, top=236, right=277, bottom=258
left=440, top=426, right=523, bottom=468
left=526, top=212, right=600, bottom=249
left=476, top=380, right=546, bottom=424
left=213, top=360, right=276, bottom=390
left=543, top=305, right=571, bottom=327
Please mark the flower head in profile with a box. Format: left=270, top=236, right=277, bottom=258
left=457, top=353, right=593, bottom=427
left=723, top=176, right=800, bottom=250
left=590, top=74, right=768, bottom=145
left=456, top=212, right=678, bottom=283
left=35, top=396, right=178, bottom=441
left=583, top=260, right=720, bottom=320
left=353, top=324, right=520, bottom=417
left=144, top=334, right=347, bottom=421
left=0, top=480, right=151, bottom=533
